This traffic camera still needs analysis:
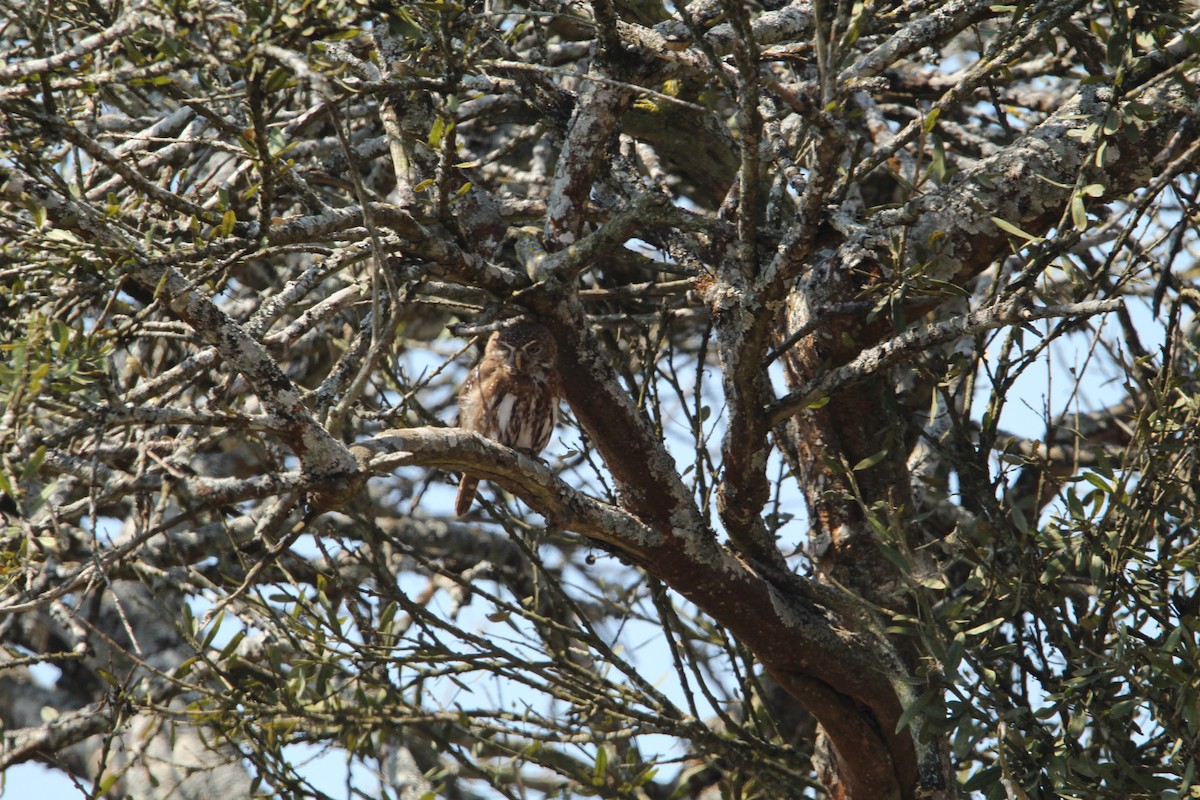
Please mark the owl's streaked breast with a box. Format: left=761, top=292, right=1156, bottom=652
left=493, top=393, right=517, bottom=432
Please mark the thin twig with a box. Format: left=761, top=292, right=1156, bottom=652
left=768, top=297, right=1123, bottom=425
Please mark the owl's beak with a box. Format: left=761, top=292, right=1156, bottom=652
left=513, top=353, right=526, bottom=371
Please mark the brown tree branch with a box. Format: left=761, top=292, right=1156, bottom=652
left=545, top=76, right=633, bottom=250
left=885, top=77, right=1199, bottom=290
left=128, top=263, right=358, bottom=481
left=352, top=425, right=916, bottom=798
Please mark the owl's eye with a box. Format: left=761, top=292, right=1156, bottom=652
left=525, top=343, right=543, bottom=355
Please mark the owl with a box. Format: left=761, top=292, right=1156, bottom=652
left=455, top=322, right=562, bottom=515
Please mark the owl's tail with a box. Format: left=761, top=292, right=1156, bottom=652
left=455, top=474, right=480, bottom=516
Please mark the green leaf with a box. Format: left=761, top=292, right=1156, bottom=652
left=894, top=687, right=938, bottom=733
left=1071, top=195, right=1088, bottom=231
left=928, top=137, right=948, bottom=183
left=852, top=448, right=889, bottom=471
left=428, top=116, right=454, bottom=149
left=95, top=668, right=121, bottom=687
left=22, top=445, right=47, bottom=481
left=173, top=657, right=198, bottom=679
left=1067, top=121, right=1099, bottom=143
left=1083, top=472, right=1112, bottom=494
left=97, top=773, right=118, bottom=795
left=1010, top=504, right=1029, bottom=534
left=1035, top=173, right=1075, bottom=189
left=219, top=629, right=246, bottom=660
left=875, top=540, right=912, bottom=573
left=944, top=633, right=965, bottom=673
left=963, top=765, right=1003, bottom=791
left=52, top=319, right=71, bottom=354
left=632, top=766, right=659, bottom=787
left=593, top=745, right=608, bottom=781
left=964, top=617, right=1005, bottom=637
left=200, top=612, right=224, bottom=650
left=1102, top=108, right=1122, bottom=135
left=217, top=208, right=237, bottom=237
left=379, top=601, right=398, bottom=631
left=991, top=216, right=1042, bottom=242
left=917, top=574, right=947, bottom=590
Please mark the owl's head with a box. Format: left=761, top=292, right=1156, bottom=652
left=488, top=321, right=558, bottom=375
